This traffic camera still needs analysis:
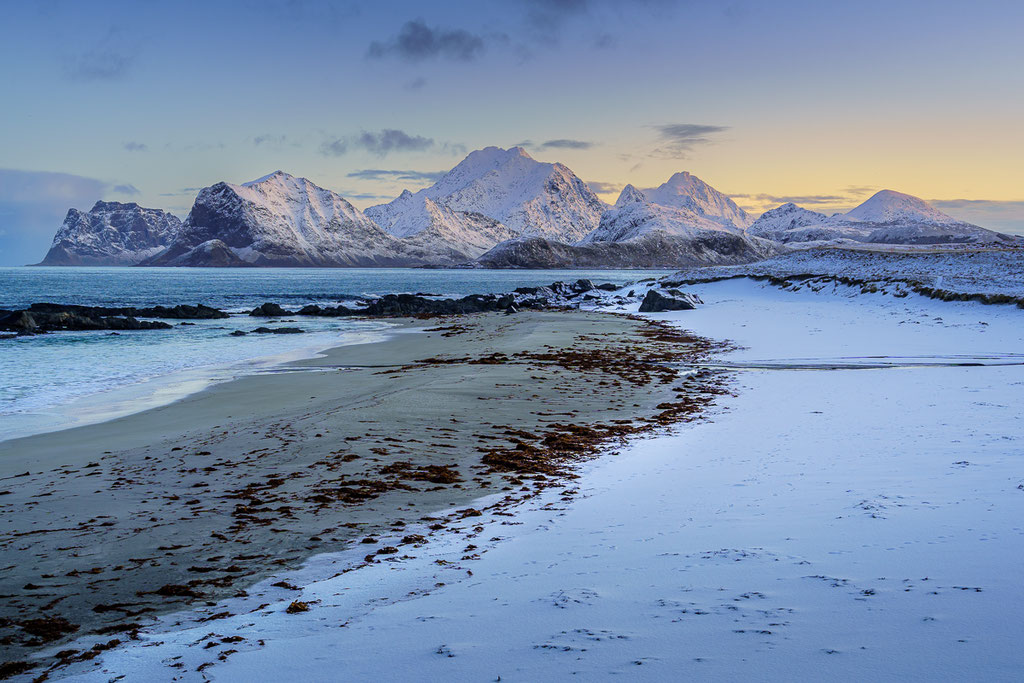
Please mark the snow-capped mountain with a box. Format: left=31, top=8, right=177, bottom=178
left=843, top=190, right=960, bottom=225
left=368, top=146, right=605, bottom=246
left=38, top=201, right=182, bottom=266
left=365, top=189, right=516, bottom=261
left=639, top=172, right=753, bottom=230
left=481, top=172, right=779, bottom=268
left=146, top=171, right=421, bottom=267
left=747, top=190, right=1012, bottom=245
left=580, top=172, right=753, bottom=244
left=746, top=203, right=831, bottom=242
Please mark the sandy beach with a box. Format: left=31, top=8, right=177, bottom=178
left=0, top=309, right=724, bottom=672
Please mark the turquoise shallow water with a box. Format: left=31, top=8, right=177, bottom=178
left=0, top=267, right=670, bottom=441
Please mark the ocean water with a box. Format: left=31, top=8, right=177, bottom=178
left=0, top=267, right=670, bottom=441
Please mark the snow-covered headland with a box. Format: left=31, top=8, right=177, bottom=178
left=31, top=255, right=1024, bottom=682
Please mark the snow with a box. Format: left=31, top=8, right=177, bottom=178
left=367, top=146, right=605, bottom=245
left=40, top=201, right=182, bottom=266
left=640, top=171, right=753, bottom=229
left=746, top=191, right=1010, bottom=245
left=844, top=189, right=960, bottom=225
left=581, top=172, right=758, bottom=245
left=57, top=279, right=1024, bottom=681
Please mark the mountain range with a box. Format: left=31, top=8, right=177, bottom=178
left=37, top=147, right=1016, bottom=268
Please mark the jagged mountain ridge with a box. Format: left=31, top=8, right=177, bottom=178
left=39, top=201, right=182, bottom=266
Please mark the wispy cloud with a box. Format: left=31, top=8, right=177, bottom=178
left=652, top=123, right=729, bottom=157
left=731, top=193, right=848, bottom=205
left=586, top=180, right=622, bottom=195
left=346, top=169, right=446, bottom=183
left=62, top=28, right=137, bottom=82
left=122, top=141, right=147, bottom=152
left=540, top=138, right=594, bottom=150
left=112, top=184, right=140, bottom=195
left=320, top=129, right=438, bottom=158
left=367, top=20, right=486, bottom=62
left=253, top=134, right=288, bottom=147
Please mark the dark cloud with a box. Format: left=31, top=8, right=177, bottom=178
left=540, top=139, right=594, bottom=150
left=62, top=29, right=137, bottom=82
left=122, top=141, right=147, bottom=152
left=112, top=184, right=140, bottom=195
left=356, top=129, right=433, bottom=155
left=586, top=181, right=622, bottom=195
left=346, top=169, right=447, bottom=183
left=320, top=129, right=436, bottom=158
left=367, top=20, right=485, bottom=62
left=405, top=77, right=427, bottom=90
left=652, top=123, right=730, bottom=157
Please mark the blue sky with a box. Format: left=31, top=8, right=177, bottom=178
left=1, top=0, right=1022, bottom=264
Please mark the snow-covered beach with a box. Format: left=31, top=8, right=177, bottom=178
left=49, top=276, right=1024, bottom=681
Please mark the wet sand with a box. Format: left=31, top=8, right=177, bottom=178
left=0, top=310, right=722, bottom=664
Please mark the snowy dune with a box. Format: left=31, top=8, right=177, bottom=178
left=59, top=281, right=1024, bottom=682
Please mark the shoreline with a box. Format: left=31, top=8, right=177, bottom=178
left=0, top=324, right=399, bottom=444
left=0, top=308, right=726, bottom=674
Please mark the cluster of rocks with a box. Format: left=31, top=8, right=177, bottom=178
left=0, top=303, right=228, bottom=336
left=1, top=279, right=705, bottom=339
left=248, top=279, right=629, bottom=319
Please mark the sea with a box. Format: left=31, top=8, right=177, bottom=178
left=0, top=267, right=671, bottom=442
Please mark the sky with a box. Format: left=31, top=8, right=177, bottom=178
left=1, top=0, right=1022, bottom=265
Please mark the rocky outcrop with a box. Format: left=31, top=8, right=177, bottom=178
left=0, top=303, right=227, bottom=335
left=638, top=289, right=703, bottom=312
left=0, top=309, right=173, bottom=335
left=39, top=201, right=182, bottom=266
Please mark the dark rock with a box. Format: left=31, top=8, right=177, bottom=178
left=229, top=330, right=247, bottom=336
left=595, top=282, right=619, bottom=291
left=638, top=289, right=703, bottom=313
left=250, top=303, right=291, bottom=317
left=0, top=308, right=172, bottom=334
left=251, top=327, right=304, bottom=334
left=574, top=279, right=595, bottom=292
left=25, top=303, right=228, bottom=319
